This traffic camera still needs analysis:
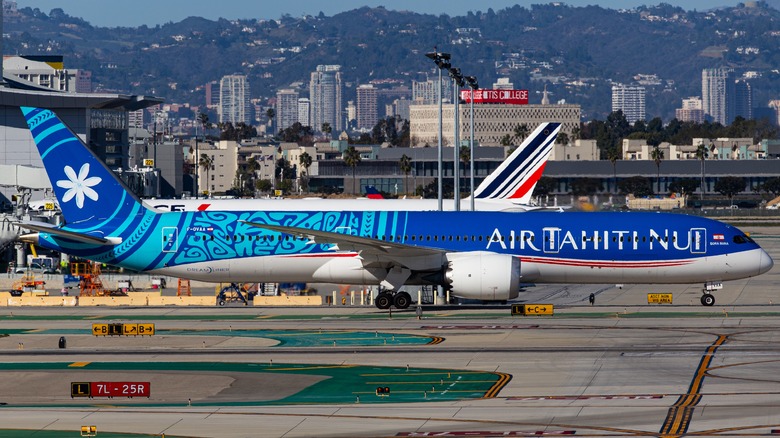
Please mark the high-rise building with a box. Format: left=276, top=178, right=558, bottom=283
left=675, top=96, right=705, bottom=123
left=309, top=65, right=343, bottom=133
left=702, top=68, right=735, bottom=125
left=493, top=78, right=514, bottom=90
left=297, top=98, right=311, bottom=128
left=219, top=74, right=251, bottom=125
left=275, top=89, right=299, bottom=131
left=412, top=79, right=449, bottom=104
left=204, top=81, right=220, bottom=108
left=734, top=79, right=753, bottom=121
left=611, top=84, right=646, bottom=124
left=356, top=84, right=378, bottom=130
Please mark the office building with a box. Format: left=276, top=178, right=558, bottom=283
left=675, top=97, right=705, bottom=123
left=309, top=65, right=343, bottom=133
left=356, top=84, right=378, bottom=130
left=275, top=89, right=299, bottom=131
left=734, top=79, right=753, bottom=121
left=611, top=84, right=646, bottom=124
left=219, top=74, right=251, bottom=125
left=297, top=98, right=310, bottom=128
left=412, top=79, right=449, bottom=104
left=702, top=68, right=735, bottom=125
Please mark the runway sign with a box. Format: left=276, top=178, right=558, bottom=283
left=647, top=293, right=673, bottom=304
left=71, top=381, right=151, bottom=398
left=522, top=304, right=554, bottom=316
left=92, top=323, right=155, bottom=336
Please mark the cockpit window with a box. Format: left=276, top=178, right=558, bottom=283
left=733, top=234, right=754, bottom=244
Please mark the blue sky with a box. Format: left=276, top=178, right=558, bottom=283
left=14, top=1, right=736, bottom=27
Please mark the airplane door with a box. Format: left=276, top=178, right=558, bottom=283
left=543, top=227, right=560, bottom=254
left=690, top=228, right=706, bottom=254
left=162, top=227, right=179, bottom=253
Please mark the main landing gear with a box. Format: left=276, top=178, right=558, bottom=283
left=700, top=281, right=723, bottom=307
left=375, top=290, right=412, bottom=310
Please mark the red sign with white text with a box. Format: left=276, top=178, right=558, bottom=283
left=460, top=89, right=529, bottom=104
left=89, top=381, right=150, bottom=398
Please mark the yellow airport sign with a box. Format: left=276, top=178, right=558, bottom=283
left=123, top=324, right=139, bottom=336
left=143, top=159, right=155, bottom=167
left=138, top=323, right=155, bottom=336
left=648, top=293, right=673, bottom=304
left=522, top=304, right=554, bottom=316
left=71, top=382, right=90, bottom=398
left=92, top=323, right=108, bottom=336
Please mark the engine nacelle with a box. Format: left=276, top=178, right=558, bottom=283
left=445, top=252, right=521, bottom=301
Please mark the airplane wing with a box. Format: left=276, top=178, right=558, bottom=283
left=240, top=220, right=445, bottom=258
left=16, top=220, right=112, bottom=245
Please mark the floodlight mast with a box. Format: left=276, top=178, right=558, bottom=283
left=425, top=50, right=451, bottom=211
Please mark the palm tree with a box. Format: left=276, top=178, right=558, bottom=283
left=650, top=146, right=664, bottom=193
left=195, top=112, right=211, bottom=198
left=399, top=154, right=412, bottom=195
left=343, top=145, right=361, bottom=194
left=244, top=157, right=260, bottom=196
left=321, top=122, right=332, bottom=140
left=299, top=151, right=313, bottom=193
left=198, top=153, right=213, bottom=196
left=513, top=123, right=529, bottom=143
left=459, top=146, right=470, bottom=198
left=607, top=147, right=620, bottom=193
left=695, top=143, right=710, bottom=199
left=266, top=108, right=275, bottom=133
left=556, top=132, right=570, bottom=160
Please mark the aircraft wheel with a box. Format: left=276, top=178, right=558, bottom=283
left=394, top=292, right=412, bottom=310
left=375, top=293, right=393, bottom=310
left=701, top=294, right=715, bottom=306
left=218, top=300, right=226, bottom=306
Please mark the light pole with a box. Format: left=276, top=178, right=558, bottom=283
left=425, top=50, right=451, bottom=211
left=449, top=67, right=464, bottom=211
left=464, top=75, right=478, bottom=211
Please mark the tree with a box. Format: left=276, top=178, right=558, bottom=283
left=760, top=177, right=780, bottom=196
left=266, top=108, right=275, bottom=132
left=570, top=178, right=601, bottom=196
left=298, top=151, right=313, bottom=193
left=399, top=154, right=412, bottom=195
left=650, top=146, right=664, bottom=193
left=695, top=143, right=709, bottom=198
left=668, top=178, right=699, bottom=197
left=715, top=176, right=746, bottom=206
left=343, top=145, right=361, bottom=194
left=556, top=132, right=570, bottom=160
left=198, top=153, right=213, bottom=196
left=606, top=147, right=620, bottom=193
left=459, top=145, right=470, bottom=197
left=513, top=123, right=529, bottom=143
left=321, top=122, right=332, bottom=140
left=618, top=176, right=653, bottom=198
left=532, top=177, right=558, bottom=199
left=500, top=134, right=513, bottom=148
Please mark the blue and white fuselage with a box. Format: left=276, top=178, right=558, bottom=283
left=16, top=106, right=774, bottom=307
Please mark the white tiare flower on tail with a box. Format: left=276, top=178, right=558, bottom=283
left=56, top=163, right=102, bottom=209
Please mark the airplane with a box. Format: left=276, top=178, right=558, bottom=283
left=17, top=107, right=774, bottom=310
left=149, top=122, right=562, bottom=213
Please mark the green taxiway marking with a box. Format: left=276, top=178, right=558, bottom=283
left=0, top=361, right=507, bottom=407
left=0, top=328, right=438, bottom=347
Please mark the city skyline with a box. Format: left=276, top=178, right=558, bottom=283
left=14, top=0, right=737, bottom=28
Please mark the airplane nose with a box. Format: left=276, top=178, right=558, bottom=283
left=759, top=249, right=774, bottom=276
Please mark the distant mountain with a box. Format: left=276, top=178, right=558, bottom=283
left=5, top=2, right=780, bottom=122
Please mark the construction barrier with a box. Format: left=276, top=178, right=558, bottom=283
left=254, top=295, right=323, bottom=306
left=8, top=296, right=78, bottom=306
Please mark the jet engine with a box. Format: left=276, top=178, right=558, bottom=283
left=445, top=252, right=521, bottom=300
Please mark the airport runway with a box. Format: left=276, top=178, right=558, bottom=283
left=0, top=227, right=778, bottom=437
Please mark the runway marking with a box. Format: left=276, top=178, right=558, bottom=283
left=68, top=362, right=90, bottom=367
left=484, top=372, right=512, bottom=398
left=659, top=334, right=728, bottom=437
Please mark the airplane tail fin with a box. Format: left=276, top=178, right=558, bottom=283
left=472, top=122, right=560, bottom=204
left=364, top=185, right=384, bottom=199
left=20, top=107, right=147, bottom=230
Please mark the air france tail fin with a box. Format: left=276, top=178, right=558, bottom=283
left=472, top=122, right=560, bottom=204
left=20, top=107, right=147, bottom=231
